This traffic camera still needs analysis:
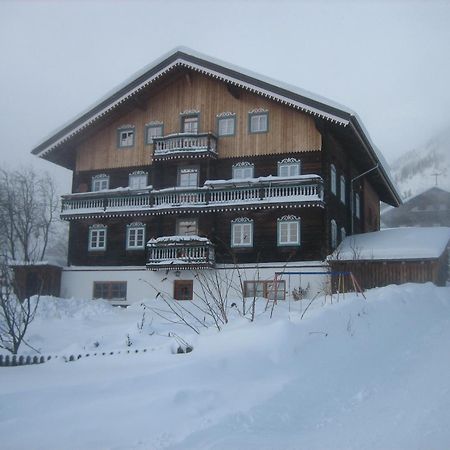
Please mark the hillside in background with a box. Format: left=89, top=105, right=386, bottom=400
left=390, top=125, right=450, bottom=200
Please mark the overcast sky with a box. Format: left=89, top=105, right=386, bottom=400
left=1, top=0, right=450, bottom=192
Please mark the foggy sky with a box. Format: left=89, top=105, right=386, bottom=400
left=1, top=0, right=450, bottom=192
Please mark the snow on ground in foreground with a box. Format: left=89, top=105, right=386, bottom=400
left=1, top=283, right=450, bottom=449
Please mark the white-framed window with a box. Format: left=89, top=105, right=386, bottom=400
left=89, top=224, right=107, bottom=251
left=278, top=158, right=301, bottom=177
left=232, top=162, right=254, bottom=179
left=145, top=122, right=163, bottom=144
left=178, top=167, right=199, bottom=187
left=330, top=164, right=337, bottom=195
left=341, top=227, right=346, bottom=242
left=340, top=175, right=346, bottom=204
left=117, top=126, right=135, bottom=148
left=181, top=114, right=199, bottom=133
left=244, top=281, right=265, bottom=298
left=217, top=114, right=236, bottom=136
left=92, top=174, right=109, bottom=192
left=248, top=110, right=268, bottom=133
left=277, top=215, right=300, bottom=246
left=126, top=223, right=146, bottom=250
left=244, top=280, right=285, bottom=300
left=331, top=219, right=337, bottom=249
left=129, top=171, right=148, bottom=190
left=231, top=217, right=253, bottom=247
left=177, top=218, right=198, bottom=236
left=355, top=193, right=361, bottom=219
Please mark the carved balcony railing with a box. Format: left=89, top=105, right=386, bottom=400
left=60, top=176, right=324, bottom=219
left=153, top=132, right=217, bottom=159
left=146, top=236, right=215, bottom=270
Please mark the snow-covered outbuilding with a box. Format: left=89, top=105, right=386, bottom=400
left=328, top=227, right=450, bottom=288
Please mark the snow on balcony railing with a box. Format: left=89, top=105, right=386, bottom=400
left=153, top=132, right=217, bottom=157
left=60, top=176, right=324, bottom=217
left=146, top=235, right=215, bottom=269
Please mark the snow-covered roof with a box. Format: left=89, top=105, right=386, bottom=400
left=329, top=227, right=450, bottom=261
left=30, top=46, right=401, bottom=206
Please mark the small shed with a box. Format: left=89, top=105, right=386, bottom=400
left=10, top=263, right=62, bottom=300
left=328, top=227, right=450, bottom=289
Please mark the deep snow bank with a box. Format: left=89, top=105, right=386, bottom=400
left=1, top=283, right=449, bottom=450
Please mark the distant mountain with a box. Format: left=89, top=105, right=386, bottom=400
left=390, top=125, right=450, bottom=200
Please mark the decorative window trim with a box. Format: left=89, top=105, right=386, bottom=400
left=231, top=217, right=253, bottom=248
left=330, top=164, right=337, bottom=195
left=92, top=174, right=109, bottom=192
left=232, top=161, right=254, bottom=179
left=248, top=109, right=269, bottom=134
left=278, top=158, right=301, bottom=177
left=126, top=222, right=146, bottom=250
left=217, top=113, right=236, bottom=137
left=89, top=224, right=107, bottom=251
left=177, top=166, right=199, bottom=187
left=340, top=175, right=346, bottom=204
left=277, top=215, right=301, bottom=246
left=180, top=112, right=200, bottom=134
left=128, top=171, right=148, bottom=190
left=145, top=122, right=164, bottom=145
left=117, top=126, right=135, bottom=148
left=331, top=219, right=337, bottom=250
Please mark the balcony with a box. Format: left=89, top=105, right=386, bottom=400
left=146, top=236, right=215, bottom=270
left=60, top=175, right=324, bottom=219
left=152, top=132, right=217, bottom=160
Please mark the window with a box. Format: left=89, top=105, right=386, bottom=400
left=340, top=175, right=346, bottom=204
left=244, top=280, right=285, bottom=300
left=117, top=126, right=135, bottom=148
left=93, top=282, right=127, bottom=302
left=217, top=114, right=236, bottom=136
left=277, top=216, right=300, bottom=246
left=89, top=225, right=107, bottom=251
left=278, top=158, right=301, bottom=177
left=126, top=223, right=145, bottom=250
left=331, top=219, right=337, bottom=249
left=145, top=123, right=164, bottom=144
left=174, top=280, right=193, bottom=301
left=129, top=171, right=148, bottom=190
left=92, top=174, right=109, bottom=192
left=232, top=162, right=254, bottom=179
left=181, top=114, right=199, bottom=133
left=341, top=227, right=346, bottom=242
left=330, top=164, right=337, bottom=195
left=355, top=193, right=361, bottom=219
left=178, top=167, right=199, bottom=187
left=177, top=219, right=198, bottom=236
left=248, top=110, right=268, bottom=133
left=231, top=218, right=253, bottom=247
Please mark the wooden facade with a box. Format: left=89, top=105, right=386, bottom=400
left=32, top=48, right=400, bottom=275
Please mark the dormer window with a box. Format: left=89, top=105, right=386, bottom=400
left=278, top=158, right=301, bottom=177
left=248, top=109, right=268, bottom=134
left=232, top=162, right=254, bottom=179
left=92, top=174, right=109, bottom=192
left=145, top=122, right=164, bottom=144
left=117, top=126, right=135, bottom=148
left=180, top=111, right=199, bottom=133
left=129, top=171, right=148, bottom=190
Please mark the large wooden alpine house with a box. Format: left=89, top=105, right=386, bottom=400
left=31, top=47, right=401, bottom=304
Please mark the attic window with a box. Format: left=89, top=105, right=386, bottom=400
left=117, top=126, right=135, bottom=148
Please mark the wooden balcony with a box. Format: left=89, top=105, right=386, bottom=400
left=153, top=132, right=217, bottom=160
left=60, top=176, right=324, bottom=219
left=146, top=236, right=215, bottom=270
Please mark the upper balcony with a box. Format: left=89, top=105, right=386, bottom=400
left=60, top=175, right=324, bottom=220
left=152, top=132, right=218, bottom=160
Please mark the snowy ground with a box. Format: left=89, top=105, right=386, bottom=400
left=1, top=283, right=450, bottom=449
